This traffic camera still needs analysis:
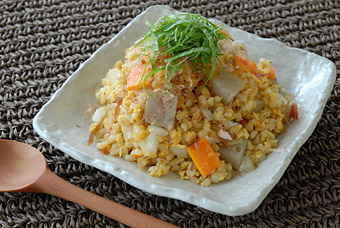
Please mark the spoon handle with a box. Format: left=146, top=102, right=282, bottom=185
left=30, top=167, right=178, bottom=228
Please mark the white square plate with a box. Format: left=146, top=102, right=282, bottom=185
left=33, top=5, right=336, bottom=216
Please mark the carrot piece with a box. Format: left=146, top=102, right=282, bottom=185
left=127, top=65, right=151, bottom=91
left=233, top=56, right=258, bottom=75
left=267, top=66, right=275, bottom=79
left=234, top=56, right=276, bottom=79
left=187, top=138, right=221, bottom=177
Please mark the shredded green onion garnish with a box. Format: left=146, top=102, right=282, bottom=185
left=135, top=13, right=229, bottom=90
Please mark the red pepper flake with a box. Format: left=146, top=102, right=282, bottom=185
left=218, top=137, right=229, bottom=149
left=289, top=102, right=298, bottom=121
left=239, top=119, right=248, bottom=127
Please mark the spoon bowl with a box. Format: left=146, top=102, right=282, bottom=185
left=0, top=140, right=46, bottom=192
left=0, top=139, right=178, bottom=228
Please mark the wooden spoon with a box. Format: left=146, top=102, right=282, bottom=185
left=0, top=140, right=178, bottom=228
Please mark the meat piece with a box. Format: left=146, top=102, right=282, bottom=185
left=144, top=91, right=178, bottom=130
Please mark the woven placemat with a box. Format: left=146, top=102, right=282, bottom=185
left=1, top=0, right=339, bottom=227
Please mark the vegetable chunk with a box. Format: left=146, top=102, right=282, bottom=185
left=219, top=139, right=248, bottom=170
left=187, top=138, right=221, bottom=177
left=234, top=55, right=275, bottom=79
left=267, top=66, right=275, bottom=79
left=233, top=56, right=258, bottom=75
left=127, top=65, right=151, bottom=91
left=210, top=70, right=244, bottom=104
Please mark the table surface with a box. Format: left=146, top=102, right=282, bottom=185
left=1, top=1, right=339, bottom=227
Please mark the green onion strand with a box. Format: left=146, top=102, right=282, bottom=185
left=135, top=12, right=229, bottom=90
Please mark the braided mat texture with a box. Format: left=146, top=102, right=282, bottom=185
left=1, top=0, right=340, bottom=227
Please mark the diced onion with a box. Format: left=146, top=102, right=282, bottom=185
left=106, top=68, right=121, bottom=85
left=121, top=125, right=133, bottom=148
left=240, top=155, right=256, bottom=172
left=276, top=93, right=288, bottom=106
left=92, top=107, right=106, bottom=123
left=221, top=119, right=238, bottom=128
left=170, top=145, right=188, bottom=158
left=130, top=148, right=143, bottom=157
left=205, top=136, right=218, bottom=144
left=114, top=97, right=123, bottom=120
left=147, top=125, right=168, bottom=137
left=219, top=39, right=233, bottom=53
left=140, top=126, right=168, bottom=158
left=200, top=106, right=213, bottom=121
left=121, top=125, right=132, bottom=139
left=139, top=139, right=147, bottom=156
left=217, top=128, right=232, bottom=140
left=144, top=133, right=159, bottom=158
left=253, top=100, right=263, bottom=113
left=88, top=112, right=107, bottom=146
left=124, top=154, right=136, bottom=162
